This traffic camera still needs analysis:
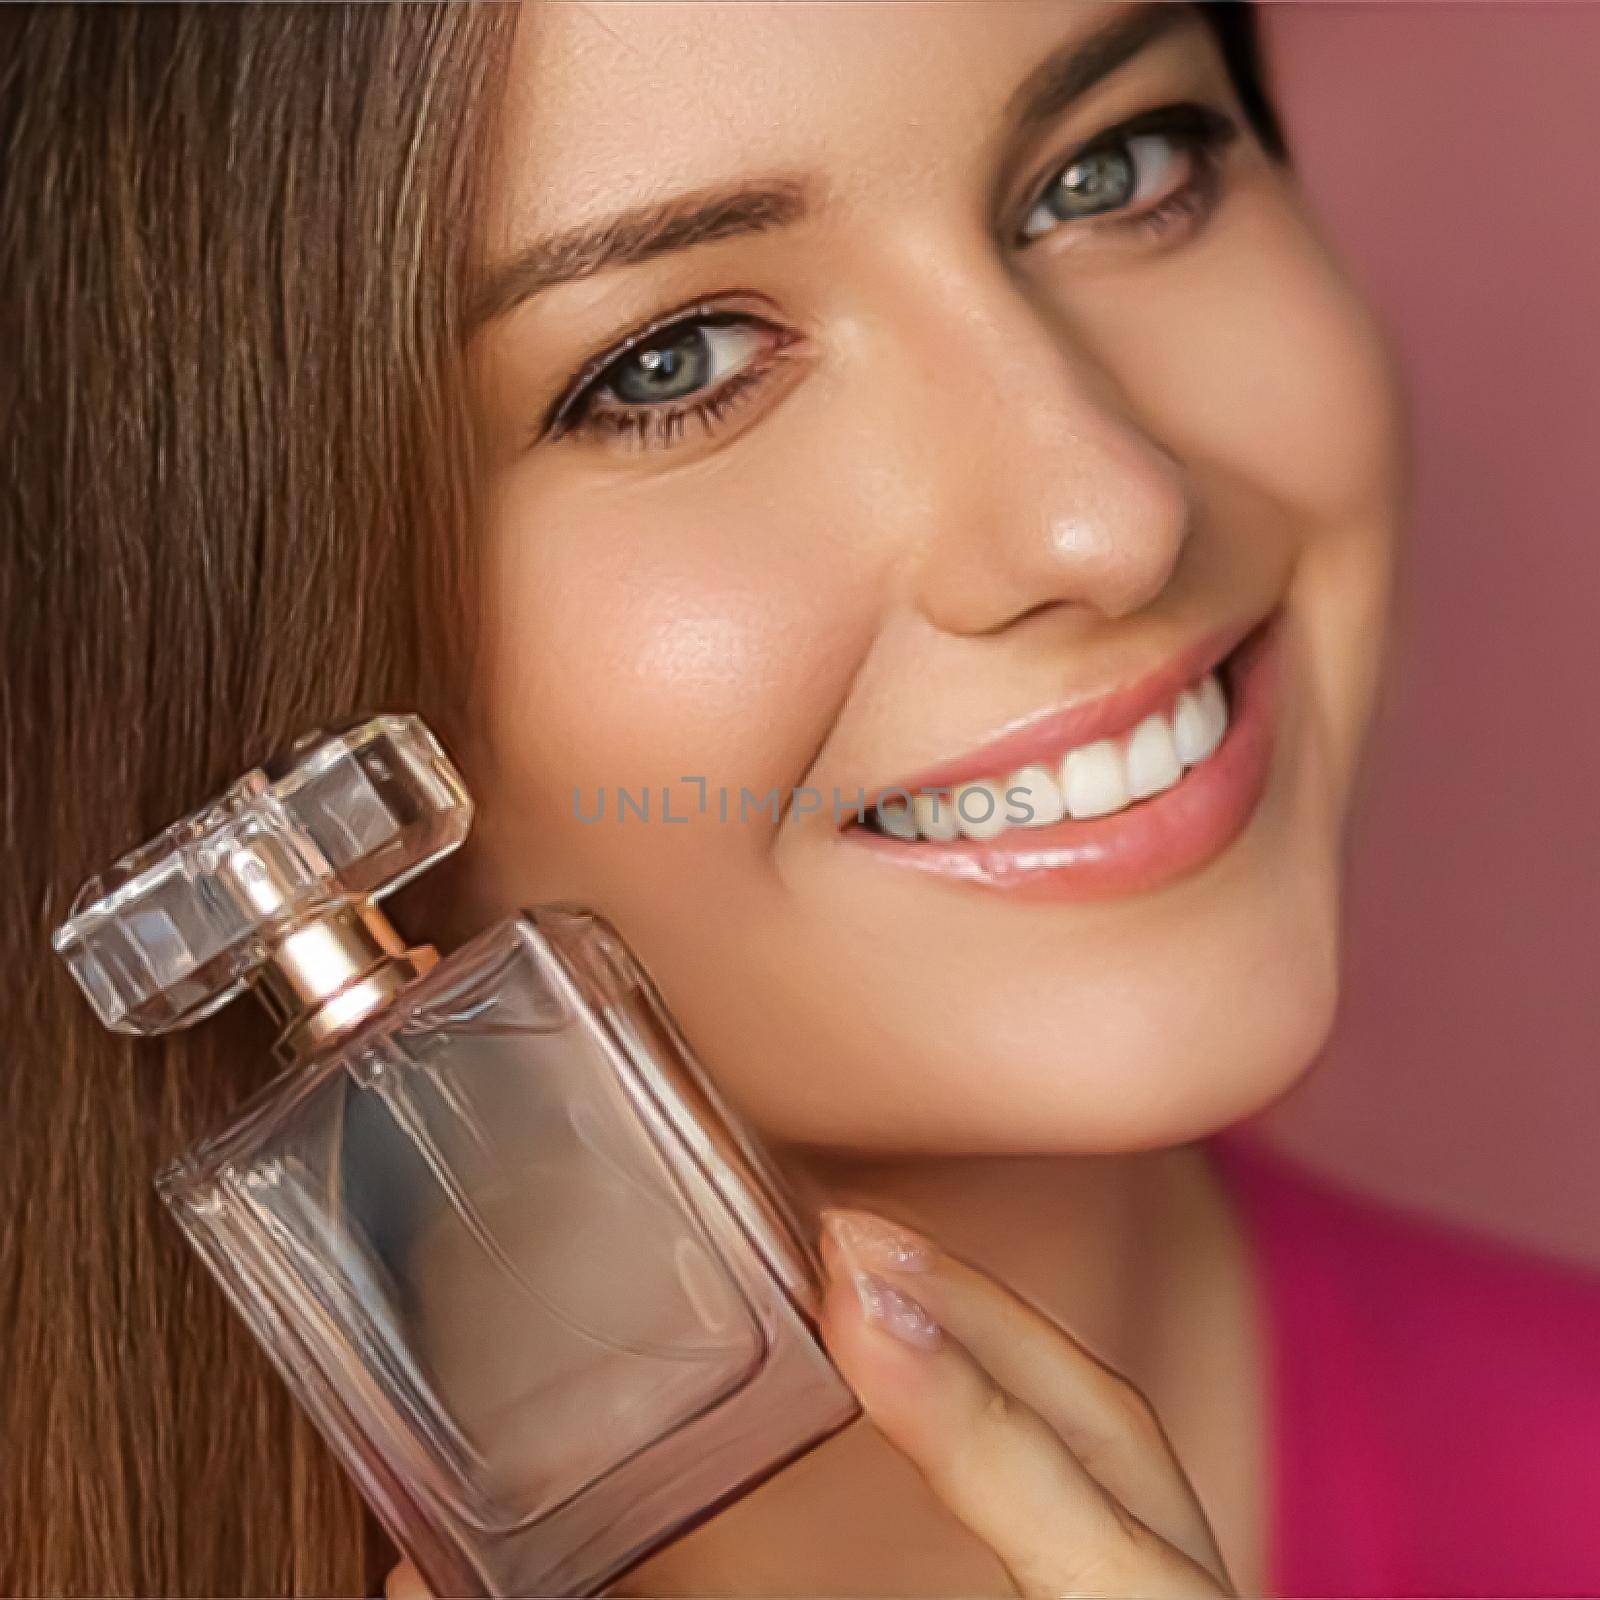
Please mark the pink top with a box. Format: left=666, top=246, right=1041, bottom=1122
left=1208, top=1132, right=1600, bottom=1596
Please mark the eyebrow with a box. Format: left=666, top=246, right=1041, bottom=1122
left=470, top=3, right=1186, bottom=328
left=470, top=179, right=811, bottom=328
left=1003, top=4, right=1190, bottom=139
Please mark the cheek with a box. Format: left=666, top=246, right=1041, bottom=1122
left=473, top=468, right=876, bottom=910
left=1073, top=177, right=1408, bottom=797
left=1193, top=191, right=1410, bottom=787
left=1074, top=176, right=1409, bottom=531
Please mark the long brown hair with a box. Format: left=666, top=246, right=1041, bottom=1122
left=0, top=6, right=513, bottom=1592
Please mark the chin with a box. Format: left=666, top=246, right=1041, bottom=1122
left=742, top=821, right=1347, bottom=1159
left=1011, top=871, right=1347, bottom=1154
left=1044, top=934, right=1343, bottom=1154
left=732, top=931, right=1342, bottom=1161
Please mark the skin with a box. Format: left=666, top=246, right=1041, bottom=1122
left=396, top=1, right=1408, bottom=1591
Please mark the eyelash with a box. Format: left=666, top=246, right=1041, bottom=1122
left=1014, top=101, right=1237, bottom=248
left=543, top=306, right=800, bottom=451
left=543, top=100, right=1239, bottom=453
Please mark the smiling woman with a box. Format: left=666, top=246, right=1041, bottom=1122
left=5, top=4, right=1600, bottom=1598
left=462, top=0, right=1399, bottom=1162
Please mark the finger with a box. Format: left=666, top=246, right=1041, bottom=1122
left=817, top=1257, right=1226, bottom=1598
left=821, top=1209, right=1231, bottom=1587
left=385, top=1561, right=430, bottom=1600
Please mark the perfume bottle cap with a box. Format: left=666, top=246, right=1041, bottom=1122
left=52, top=714, right=471, bottom=1036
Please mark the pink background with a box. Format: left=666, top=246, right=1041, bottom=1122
left=1245, top=4, right=1600, bottom=1265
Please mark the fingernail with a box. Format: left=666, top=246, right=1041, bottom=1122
left=822, top=1208, right=936, bottom=1273
left=852, top=1270, right=944, bottom=1351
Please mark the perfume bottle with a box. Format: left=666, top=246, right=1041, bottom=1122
left=53, top=714, right=859, bottom=1597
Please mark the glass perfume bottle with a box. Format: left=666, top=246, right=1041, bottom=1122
left=53, top=714, right=858, bottom=1597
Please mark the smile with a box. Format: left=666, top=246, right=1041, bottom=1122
left=843, top=610, right=1283, bottom=899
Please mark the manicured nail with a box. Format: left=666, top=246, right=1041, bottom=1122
left=822, top=1208, right=936, bottom=1272
left=852, top=1270, right=944, bottom=1351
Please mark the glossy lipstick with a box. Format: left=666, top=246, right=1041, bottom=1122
left=844, top=611, right=1283, bottom=899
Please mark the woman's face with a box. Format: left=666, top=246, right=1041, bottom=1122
left=463, top=0, right=1405, bottom=1153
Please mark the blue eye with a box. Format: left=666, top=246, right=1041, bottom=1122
left=545, top=307, right=799, bottom=451
left=601, top=316, right=766, bottom=408
left=1017, top=104, right=1238, bottom=246
left=1022, top=135, right=1179, bottom=238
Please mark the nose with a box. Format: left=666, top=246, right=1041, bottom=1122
left=903, top=263, right=1192, bottom=638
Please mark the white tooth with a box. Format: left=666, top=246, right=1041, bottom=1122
left=874, top=798, right=919, bottom=840
left=1006, top=763, right=1066, bottom=828
left=1172, top=686, right=1211, bottom=766
left=954, top=779, right=1009, bottom=841
left=912, top=791, right=961, bottom=841
left=1196, top=672, right=1229, bottom=759
left=1061, top=738, right=1130, bottom=819
left=1125, top=713, right=1182, bottom=799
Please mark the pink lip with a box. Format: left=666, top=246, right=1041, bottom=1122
left=856, top=614, right=1261, bottom=812
left=843, top=610, right=1283, bottom=900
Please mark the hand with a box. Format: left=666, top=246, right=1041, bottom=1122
left=815, top=1207, right=1236, bottom=1598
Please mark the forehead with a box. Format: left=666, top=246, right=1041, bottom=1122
left=486, top=0, right=1140, bottom=250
